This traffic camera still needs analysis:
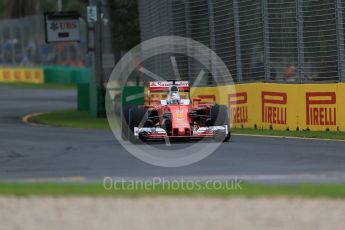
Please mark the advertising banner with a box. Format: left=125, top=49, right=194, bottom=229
left=189, top=83, right=344, bottom=131
left=0, top=68, right=44, bottom=84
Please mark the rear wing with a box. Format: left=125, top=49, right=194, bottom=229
left=148, top=80, right=190, bottom=91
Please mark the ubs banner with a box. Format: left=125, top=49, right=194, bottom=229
left=190, top=83, right=345, bottom=131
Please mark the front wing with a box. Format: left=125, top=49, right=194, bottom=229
left=134, top=125, right=229, bottom=141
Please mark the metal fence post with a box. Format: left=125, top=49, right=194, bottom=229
left=262, top=0, right=270, bottom=81
left=336, top=0, right=345, bottom=82
left=296, top=0, right=305, bottom=83
left=88, top=0, right=105, bottom=117
left=184, top=0, right=192, bottom=83
left=208, top=0, right=216, bottom=84
left=207, top=0, right=216, bottom=53
left=10, top=27, right=15, bottom=65
left=233, top=0, right=242, bottom=82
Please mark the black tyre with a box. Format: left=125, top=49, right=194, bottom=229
left=128, top=106, right=147, bottom=143
left=121, top=105, right=131, bottom=141
left=210, top=104, right=231, bottom=142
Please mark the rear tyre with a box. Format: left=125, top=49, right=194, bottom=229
left=210, top=104, right=231, bottom=142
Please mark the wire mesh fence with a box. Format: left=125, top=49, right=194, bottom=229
left=2, top=0, right=345, bottom=85
left=138, top=0, right=345, bottom=84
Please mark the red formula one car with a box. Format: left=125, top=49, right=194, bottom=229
left=121, top=80, right=230, bottom=143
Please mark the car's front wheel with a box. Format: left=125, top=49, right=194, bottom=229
left=209, top=104, right=231, bottom=142
left=122, top=106, right=147, bottom=143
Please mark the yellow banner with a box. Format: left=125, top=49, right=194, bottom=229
left=0, top=68, right=44, bottom=84
left=190, top=83, right=344, bottom=131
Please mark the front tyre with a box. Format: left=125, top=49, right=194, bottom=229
left=121, top=105, right=130, bottom=141
left=210, top=104, right=231, bottom=142
left=125, top=106, right=148, bottom=143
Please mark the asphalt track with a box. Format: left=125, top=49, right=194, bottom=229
left=1, top=86, right=345, bottom=183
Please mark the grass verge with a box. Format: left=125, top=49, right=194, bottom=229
left=0, top=83, right=76, bottom=90
left=31, top=109, right=110, bottom=129
left=32, top=109, right=345, bottom=140
left=0, top=182, right=345, bottom=198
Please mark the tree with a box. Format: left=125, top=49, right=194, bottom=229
left=108, top=0, right=140, bottom=52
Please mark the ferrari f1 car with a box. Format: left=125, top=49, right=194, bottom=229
left=121, top=80, right=231, bottom=142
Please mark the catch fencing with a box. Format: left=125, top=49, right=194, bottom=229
left=138, top=0, right=345, bottom=84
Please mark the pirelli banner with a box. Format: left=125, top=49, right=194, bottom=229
left=0, top=68, right=44, bottom=84
left=191, top=83, right=345, bottom=132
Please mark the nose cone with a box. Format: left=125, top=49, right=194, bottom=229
left=178, top=127, right=185, bottom=136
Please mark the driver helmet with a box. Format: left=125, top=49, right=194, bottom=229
left=168, top=85, right=181, bottom=104
left=170, top=92, right=181, bottom=104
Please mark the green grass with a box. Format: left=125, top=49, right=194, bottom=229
left=32, top=109, right=110, bottom=129
left=0, top=182, right=345, bottom=198
left=32, top=109, right=345, bottom=140
left=232, top=128, right=345, bottom=140
left=0, top=82, right=76, bottom=90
